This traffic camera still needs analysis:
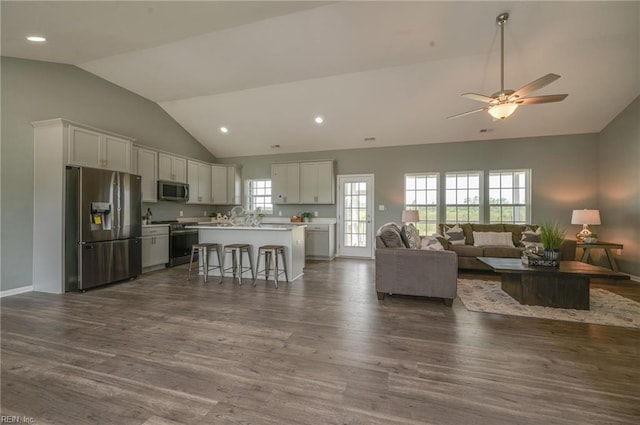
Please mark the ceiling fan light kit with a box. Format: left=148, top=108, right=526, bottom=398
left=488, top=103, right=518, bottom=120
left=448, top=12, right=568, bottom=121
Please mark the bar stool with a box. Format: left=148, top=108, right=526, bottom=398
left=253, top=245, right=288, bottom=288
left=188, top=243, right=222, bottom=283
left=219, top=244, right=254, bottom=285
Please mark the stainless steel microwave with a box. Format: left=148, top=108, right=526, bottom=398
left=158, top=181, right=189, bottom=202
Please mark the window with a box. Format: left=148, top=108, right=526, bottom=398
left=247, top=179, right=272, bottom=213
left=445, top=172, right=482, bottom=223
left=405, top=174, right=439, bottom=236
left=488, top=169, right=530, bottom=224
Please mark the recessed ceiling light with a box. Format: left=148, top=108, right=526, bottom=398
left=364, top=137, right=376, bottom=142
left=27, top=36, right=47, bottom=42
left=270, top=144, right=281, bottom=149
left=219, top=127, right=229, bottom=133
left=314, top=116, right=324, bottom=124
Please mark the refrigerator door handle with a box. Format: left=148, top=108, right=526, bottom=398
left=113, top=171, right=121, bottom=238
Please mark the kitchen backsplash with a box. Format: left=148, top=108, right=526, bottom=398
left=143, top=202, right=337, bottom=222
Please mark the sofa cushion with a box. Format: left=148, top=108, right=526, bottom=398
left=401, top=224, right=420, bottom=249
left=504, top=224, right=530, bottom=246
left=376, top=223, right=406, bottom=248
left=449, top=245, right=484, bottom=257
left=483, top=246, right=524, bottom=258
left=473, top=231, right=515, bottom=247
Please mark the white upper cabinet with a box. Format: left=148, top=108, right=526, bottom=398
left=211, top=165, right=228, bottom=205
left=187, top=160, right=212, bottom=204
left=271, top=163, right=300, bottom=204
left=68, top=125, right=132, bottom=172
left=211, top=164, right=241, bottom=205
left=158, top=153, right=187, bottom=183
left=132, top=147, right=158, bottom=202
left=301, top=161, right=335, bottom=204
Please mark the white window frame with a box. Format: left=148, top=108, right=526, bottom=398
left=246, top=179, right=273, bottom=214
left=404, top=173, right=439, bottom=236
left=444, top=171, right=483, bottom=224
left=488, top=169, right=531, bottom=224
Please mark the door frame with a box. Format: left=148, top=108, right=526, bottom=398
left=336, top=174, right=375, bottom=259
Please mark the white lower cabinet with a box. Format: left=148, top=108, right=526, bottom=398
left=305, top=224, right=336, bottom=260
left=141, top=226, right=169, bottom=271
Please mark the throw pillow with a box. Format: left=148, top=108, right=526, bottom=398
left=473, top=231, right=515, bottom=247
left=420, top=236, right=445, bottom=251
left=521, top=226, right=543, bottom=249
left=401, top=224, right=420, bottom=249
left=444, top=224, right=466, bottom=245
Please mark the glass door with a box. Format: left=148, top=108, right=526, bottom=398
left=337, top=175, right=374, bottom=258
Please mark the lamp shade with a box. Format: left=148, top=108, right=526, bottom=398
left=402, top=210, right=419, bottom=223
left=571, top=209, right=601, bottom=225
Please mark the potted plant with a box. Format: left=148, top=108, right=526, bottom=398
left=539, top=221, right=566, bottom=260
left=301, top=212, right=312, bottom=222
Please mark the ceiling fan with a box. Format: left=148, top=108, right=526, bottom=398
left=448, top=12, right=568, bottom=120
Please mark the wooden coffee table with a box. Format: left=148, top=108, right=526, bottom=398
left=477, top=257, right=630, bottom=310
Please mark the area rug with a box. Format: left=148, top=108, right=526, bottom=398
left=457, top=279, right=640, bottom=329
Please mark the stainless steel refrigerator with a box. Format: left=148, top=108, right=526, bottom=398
left=65, top=166, right=142, bottom=291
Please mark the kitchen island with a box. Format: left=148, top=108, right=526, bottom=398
left=187, top=224, right=306, bottom=281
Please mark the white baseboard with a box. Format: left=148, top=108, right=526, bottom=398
left=1, top=285, right=33, bottom=298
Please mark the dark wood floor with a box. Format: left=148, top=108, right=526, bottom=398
left=2, top=259, right=640, bottom=425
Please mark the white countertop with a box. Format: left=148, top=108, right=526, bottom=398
left=142, top=224, right=170, bottom=228
left=187, top=223, right=306, bottom=231
left=262, top=217, right=337, bottom=225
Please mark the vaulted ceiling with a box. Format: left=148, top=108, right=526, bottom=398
left=3, top=1, right=639, bottom=158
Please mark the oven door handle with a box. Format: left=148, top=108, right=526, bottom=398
left=171, top=230, right=198, bottom=235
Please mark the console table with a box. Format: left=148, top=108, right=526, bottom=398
left=577, top=241, right=623, bottom=271
left=477, top=257, right=630, bottom=310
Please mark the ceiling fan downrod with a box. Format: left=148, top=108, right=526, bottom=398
left=497, top=13, right=508, bottom=97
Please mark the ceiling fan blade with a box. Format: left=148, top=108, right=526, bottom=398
left=515, top=94, right=568, bottom=105
left=462, top=93, right=495, bottom=103
left=447, top=108, right=487, bottom=120
left=510, top=73, right=561, bottom=99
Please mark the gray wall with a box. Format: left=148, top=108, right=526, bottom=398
left=219, top=133, right=600, bottom=231
left=597, top=96, right=640, bottom=276
left=1, top=57, right=215, bottom=291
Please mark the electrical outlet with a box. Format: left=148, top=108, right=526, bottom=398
left=278, top=211, right=282, bottom=216
left=378, top=205, right=385, bottom=211
left=314, top=211, right=319, bottom=217
left=203, top=211, right=207, bottom=216
left=179, top=210, right=183, bottom=217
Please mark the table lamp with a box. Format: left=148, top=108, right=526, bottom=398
left=402, top=210, right=419, bottom=224
left=571, top=209, right=601, bottom=241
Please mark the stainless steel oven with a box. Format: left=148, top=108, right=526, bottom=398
left=151, top=221, right=198, bottom=266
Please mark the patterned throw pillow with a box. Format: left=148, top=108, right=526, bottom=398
left=402, top=224, right=420, bottom=249
left=444, top=224, right=466, bottom=245
left=420, top=236, right=445, bottom=251
left=521, top=226, right=543, bottom=249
